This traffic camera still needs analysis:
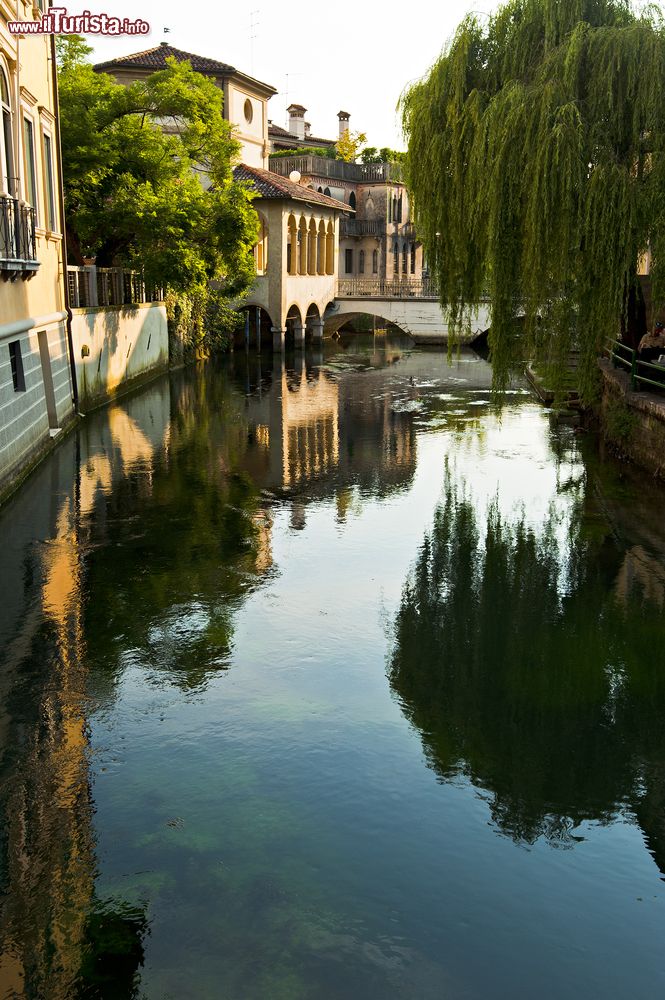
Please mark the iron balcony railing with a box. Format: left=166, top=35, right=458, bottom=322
left=67, top=265, right=164, bottom=308
left=337, top=277, right=439, bottom=299
left=0, top=195, right=37, bottom=271
left=269, top=155, right=403, bottom=184
left=340, top=219, right=386, bottom=238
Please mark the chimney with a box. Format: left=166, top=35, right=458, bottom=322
left=337, top=110, right=350, bottom=139
left=287, top=104, right=307, bottom=142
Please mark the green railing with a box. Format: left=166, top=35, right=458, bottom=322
left=606, top=338, right=665, bottom=392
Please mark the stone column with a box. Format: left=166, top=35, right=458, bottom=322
left=293, top=323, right=305, bottom=350
left=310, top=319, right=324, bottom=342
left=272, top=326, right=286, bottom=353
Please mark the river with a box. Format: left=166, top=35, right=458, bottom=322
left=0, top=335, right=664, bottom=998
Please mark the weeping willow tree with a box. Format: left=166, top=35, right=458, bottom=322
left=402, top=0, right=665, bottom=396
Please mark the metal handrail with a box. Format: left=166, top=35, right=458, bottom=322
left=606, top=337, right=665, bottom=392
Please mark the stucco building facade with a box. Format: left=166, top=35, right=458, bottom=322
left=94, top=43, right=276, bottom=169
left=0, top=2, right=75, bottom=498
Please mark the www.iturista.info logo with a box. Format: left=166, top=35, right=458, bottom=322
left=8, top=7, right=150, bottom=35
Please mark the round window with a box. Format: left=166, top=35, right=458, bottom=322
left=244, top=99, right=253, bottom=124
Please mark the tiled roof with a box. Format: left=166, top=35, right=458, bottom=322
left=234, top=164, right=351, bottom=211
left=268, top=124, right=336, bottom=147
left=94, top=43, right=237, bottom=75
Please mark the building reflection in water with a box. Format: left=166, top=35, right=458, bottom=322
left=0, top=345, right=434, bottom=995
left=0, top=386, right=170, bottom=998
left=228, top=350, right=417, bottom=521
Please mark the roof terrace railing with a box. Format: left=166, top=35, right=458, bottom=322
left=270, top=156, right=403, bottom=184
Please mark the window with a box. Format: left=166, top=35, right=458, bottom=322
left=244, top=99, right=253, bottom=124
left=42, top=131, right=56, bottom=231
left=397, top=195, right=403, bottom=223
left=402, top=243, right=408, bottom=274
left=349, top=191, right=356, bottom=211
left=23, top=116, right=37, bottom=214
left=393, top=241, right=398, bottom=275
left=0, top=67, right=13, bottom=195
left=372, top=249, right=378, bottom=274
left=9, top=341, right=26, bottom=392
left=359, top=249, right=365, bottom=274
left=324, top=187, right=331, bottom=197
left=410, top=242, right=416, bottom=274
left=388, top=193, right=392, bottom=224
left=345, top=248, right=353, bottom=274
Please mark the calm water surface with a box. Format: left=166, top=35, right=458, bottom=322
left=1, top=336, right=665, bottom=998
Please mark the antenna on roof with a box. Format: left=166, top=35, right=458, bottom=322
left=249, top=10, right=260, bottom=74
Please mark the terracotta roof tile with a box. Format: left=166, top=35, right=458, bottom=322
left=94, top=43, right=237, bottom=75
left=268, top=124, right=336, bottom=147
left=234, top=164, right=351, bottom=212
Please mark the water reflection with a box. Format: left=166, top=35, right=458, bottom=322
left=0, top=387, right=165, bottom=997
left=389, top=471, right=665, bottom=862
left=2, top=340, right=664, bottom=997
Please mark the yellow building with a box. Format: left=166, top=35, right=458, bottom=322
left=0, top=3, right=74, bottom=497
left=94, top=43, right=276, bottom=170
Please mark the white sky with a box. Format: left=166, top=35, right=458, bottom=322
left=89, top=0, right=497, bottom=149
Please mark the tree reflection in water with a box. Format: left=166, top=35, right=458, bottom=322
left=389, top=472, right=665, bottom=863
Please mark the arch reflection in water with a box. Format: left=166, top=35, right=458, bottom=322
left=389, top=471, right=665, bottom=864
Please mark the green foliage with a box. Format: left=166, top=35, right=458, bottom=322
left=360, top=146, right=406, bottom=164
left=401, top=0, right=665, bottom=398
left=603, top=394, right=638, bottom=446
left=389, top=471, right=665, bottom=845
left=335, top=129, right=367, bottom=163
left=166, top=287, right=244, bottom=360
left=269, top=145, right=338, bottom=160
left=57, top=36, right=258, bottom=311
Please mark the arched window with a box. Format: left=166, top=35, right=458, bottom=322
left=325, top=221, right=335, bottom=275
left=402, top=242, right=408, bottom=274
left=308, top=217, right=317, bottom=274
left=372, top=249, right=378, bottom=274
left=317, top=220, right=326, bottom=274
left=0, top=65, right=14, bottom=196
left=287, top=215, right=297, bottom=275
left=349, top=191, right=356, bottom=211
left=359, top=249, right=365, bottom=274
left=324, top=187, right=331, bottom=197
left=299, top=216, right=308, bottom=274
left=393, top=241, right=399, bottom=276
left=254, top=213, right=268, bottom=273
left=397, top=195, right=403, bottom=223
left=318, top=187, right=323, bottom=193
left=410, top=242, right=416, bottom=274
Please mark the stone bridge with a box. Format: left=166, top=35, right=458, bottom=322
left=325, top=278, right=491, bottom=345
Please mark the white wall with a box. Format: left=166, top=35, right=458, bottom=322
left=0, top=315, right=73, bottom=494
left=71, top=303, right=168, bottom=410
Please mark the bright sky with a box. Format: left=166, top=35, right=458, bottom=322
left=89, top=0, right=498, bottom=149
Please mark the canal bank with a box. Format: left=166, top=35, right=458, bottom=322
left=1, top=336, right=665, bottom=998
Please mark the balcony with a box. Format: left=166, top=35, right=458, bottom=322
left=270, top=156, right=403, bottom=184
left=0, top=195, right=38, bottom=278
left=340, top=219, right=385, bottom=238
